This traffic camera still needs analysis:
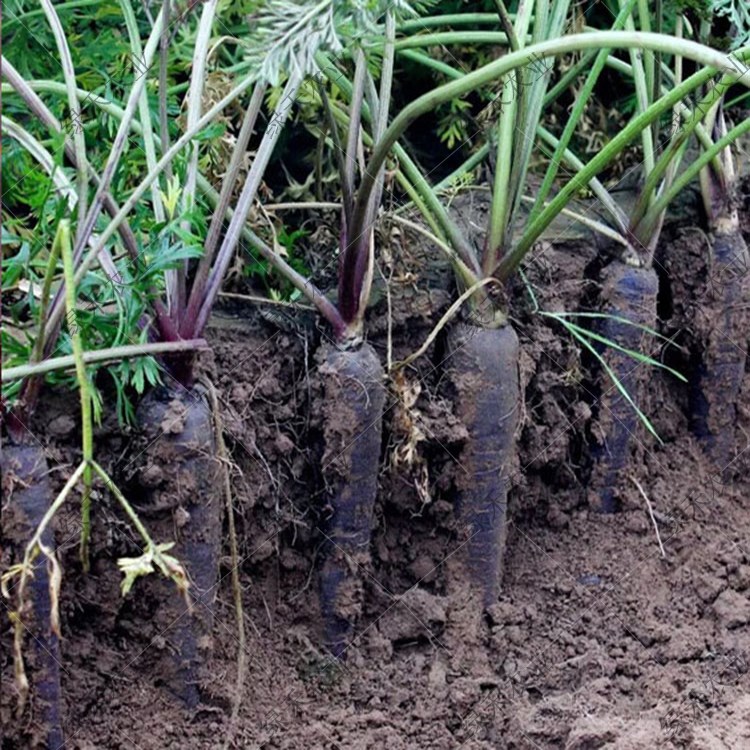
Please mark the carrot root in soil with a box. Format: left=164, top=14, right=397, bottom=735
left=134, top=385, right=222, bottom=706
left=317, top=342, right=385, bottom=659
left=691, top=223, right=750, bottom=467
left=446, top=322, right=520, bottom=610
left=2, top=445, right=64, bottom=748
left=590, top=261, right=659, bottom=513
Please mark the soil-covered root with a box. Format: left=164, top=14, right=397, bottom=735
left=691, top=221, right=750, bottom=468
left=1, top=444, right=64, bottom=749
left=445, top=322, right=520, bottom=610
left=317, top=341, right=385, bottom=659
left=589, top=261, right=659, bottom=513
left=132, top=384, right=222, bottom=706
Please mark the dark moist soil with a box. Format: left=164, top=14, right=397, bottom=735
left=2, top=181, right=750, bottom=749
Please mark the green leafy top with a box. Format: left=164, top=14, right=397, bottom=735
left=244, top=0, right=430, bottom=84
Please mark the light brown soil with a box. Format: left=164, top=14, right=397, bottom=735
left=2, top=185, right=750, bottom=749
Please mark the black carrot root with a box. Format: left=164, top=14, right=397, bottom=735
left=590, top=261, right=659, bottom=513
left=133, top=384, right=222, bottom=706
left=445, top=322, right=519, bottom=610
left=1, top=445, right=64, bottom=749
left=691, top=222, right=750, bottom=466
left=317, top=341, right=385, bottom=659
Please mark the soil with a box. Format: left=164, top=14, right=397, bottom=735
left=2, top=181, right=750, bottom=749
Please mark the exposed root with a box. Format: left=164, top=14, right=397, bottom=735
left=630, top=475, right=666, bottom=559
left=394, top=277, right=502, bottom=370
left=202, top=377, right=247, bottom=750
left=2, top=459, right=85, bottom=712
left=388, top=371, right=431, bottom=512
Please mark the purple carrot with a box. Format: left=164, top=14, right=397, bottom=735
left=317, top=342, right=385, bottom=658
left=133, top=384, right=222, bottom=706
left=2, top=444, right=64, bottom=748
left=445, top=322, right=520, bottom=609
left=590, top=261, right=659, bottom=512
left=691, top=222, right=750, bottom=464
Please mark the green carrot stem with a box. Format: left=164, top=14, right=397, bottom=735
left=57, top=220, right=93, bottom=571
left=640, top=116, right=750, bottom=237
left=352, top=33, right=750, bottom=281
left=2, top=339, right=209, bottom=382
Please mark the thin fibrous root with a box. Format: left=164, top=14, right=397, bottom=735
left=201, top=377, right=247, bottom=750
